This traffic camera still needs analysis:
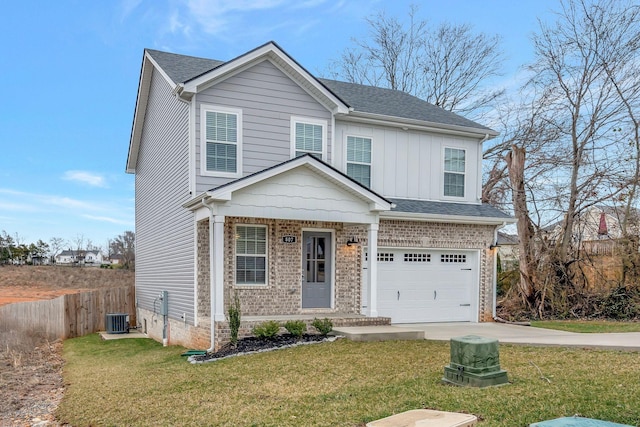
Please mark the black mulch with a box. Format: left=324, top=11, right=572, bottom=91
left=188, top=334, right=337, bottom=364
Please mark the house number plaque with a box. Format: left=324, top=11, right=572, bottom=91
left=282, top=235, right=297, bottom=244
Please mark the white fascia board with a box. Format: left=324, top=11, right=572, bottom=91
left=182, top=43, right=349, bottom=114
left=339, top=112, right=499, bottom=140
left=380, top=210, right=516, bottom=225
left=126, top=52, right=179, bottom=174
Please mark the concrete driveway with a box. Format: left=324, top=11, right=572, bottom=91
left=395, top=322, right=640, bottom=351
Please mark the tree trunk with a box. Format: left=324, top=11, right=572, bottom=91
left=506, top=145, right=536, bottom=305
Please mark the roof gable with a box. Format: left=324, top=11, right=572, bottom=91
left=185, top=154, right=391, bottom=213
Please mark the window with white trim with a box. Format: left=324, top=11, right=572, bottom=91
left=202, top=106, right=241, bottom=176
left=346, top=136, right=372, bottom=187
left=291, top=117, right=326, bottom=160
left=235, top=225, right=267, bottom=285
left=444, top=147, right=465, bottom=197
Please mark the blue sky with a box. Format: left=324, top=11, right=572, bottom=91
left=0, top=0, right=558, bottom=251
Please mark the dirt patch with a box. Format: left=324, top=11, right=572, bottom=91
left=0, top=265, right=134, bottom=425
left=0, top=265, right=134, bottom=306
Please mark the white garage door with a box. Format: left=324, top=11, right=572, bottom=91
left=364, top=249, right=478, bottom=323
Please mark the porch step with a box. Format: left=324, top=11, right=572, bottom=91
left=332, top=325, right=425, bottom=342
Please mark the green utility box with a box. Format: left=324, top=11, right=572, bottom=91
left=443, top=335, right=509, bottom=388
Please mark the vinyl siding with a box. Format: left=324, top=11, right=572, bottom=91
left=334, top=121, right=481, bottom=203
left=195, top=59, right=332, bottom=193
left=135, top=68, right=195, bottom=323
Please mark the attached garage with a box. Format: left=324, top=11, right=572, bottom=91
left=363, top=248, right=479, bottom=323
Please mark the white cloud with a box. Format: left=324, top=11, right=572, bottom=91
left=83, top=214, right=134, bottom=226
left=62, top=170, right=108, bottom=188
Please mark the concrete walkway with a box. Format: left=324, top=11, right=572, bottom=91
left=334, top=322, right=640, bottom=351
left=399, top=322, right=640, bottom=351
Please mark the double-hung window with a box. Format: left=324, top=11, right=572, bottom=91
left=201, top=105, right=242, bottom=176
left=235, top=225, right=267, bottom=285
left=291, top=117, right=326, bottom=160
left=444, top=147, right=465, bottom=197
left=346, top=136, right=372, bottom=187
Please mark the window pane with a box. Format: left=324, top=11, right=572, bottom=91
left=347, top=163, right=371, bottom=187
left=347, top=136, right=371, bottom=163
left=444, top=148, right=465, bottom=173
left=207, top=142, right=236, bottom=173
left=206, top=111, right=237, bottom=143
left=295, top=122, right=323, bottom=157
left=347, top=136, right=372, bottom=187
left=444, top=172, right=465, bottom=197
left=236, top=225, right=267, bottom=285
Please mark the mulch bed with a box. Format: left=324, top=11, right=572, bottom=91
left=188, top=334, right=338, bottom=363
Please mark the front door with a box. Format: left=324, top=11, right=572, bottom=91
left=302, top=231, right=332, bottom=308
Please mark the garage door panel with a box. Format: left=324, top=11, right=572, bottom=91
left=374, top=249, right=477, bottom=323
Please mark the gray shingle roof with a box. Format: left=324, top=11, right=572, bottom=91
left=144, top=48, right=494, bottom=132
left=388, top=198, right=512, bottom=219
left=146, top=49, right=224, bottom=84
left=318, top=78, right=494, bottom=131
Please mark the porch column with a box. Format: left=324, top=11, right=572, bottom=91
left=367, top=222, right=379, bottom=317
left=212, top=215, right=226, bottom=321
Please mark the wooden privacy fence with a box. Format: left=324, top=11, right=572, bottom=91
left=0, top=285, right=135, bottom=341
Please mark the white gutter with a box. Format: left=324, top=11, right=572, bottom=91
left=338, top=111, right=499, bottom=139
left=381, top=211, right=516, bottom=226
left=202, top=197, right=217, bottom=352
left=477, top=134, right=490, bottom=202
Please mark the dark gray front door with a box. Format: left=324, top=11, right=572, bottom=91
left=302, top=231, right=332, bottom=308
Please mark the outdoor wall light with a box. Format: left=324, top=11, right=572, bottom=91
left=346, top=237, right=359, bottom=246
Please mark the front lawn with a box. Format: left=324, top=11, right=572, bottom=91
left=56, top=335, right=640, bottom=426
left=531, top=320, right=640, bottom=333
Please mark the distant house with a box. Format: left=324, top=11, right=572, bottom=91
left=496, top=232, right=519, bottom=270
left=56, top=250, right=104, bottom=265
left=543, top=206, right=640, bottom=254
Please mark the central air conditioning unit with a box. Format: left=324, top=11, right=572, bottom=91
left=105, top=313, right=130, bottom=334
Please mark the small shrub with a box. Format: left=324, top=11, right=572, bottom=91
left=228, top=293, right=241, bottom=346
left=283, top=320, right=307, bottom=337
left=312, top=318, right=333, bottom=335
left=252, top=320, right=280, bottom=340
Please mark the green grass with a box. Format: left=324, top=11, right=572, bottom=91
left=56, top=335, right=640, bottom=427
left=532, top=320, right=640, bottom=333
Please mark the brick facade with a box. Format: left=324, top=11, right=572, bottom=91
left=196, top=219, right=210, bottom=318
left=187, top=216, right=497, bottom=350
left=220, top=217, right=361, bottom=316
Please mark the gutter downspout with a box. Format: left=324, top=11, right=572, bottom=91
left=202, top=197, right=217, bottom=352
left=493, top=222, right=506, bottom=319
left=477, top=133, right=490, bottom=202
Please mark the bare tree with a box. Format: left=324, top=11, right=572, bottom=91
left=328, top=5, right=504, bottom=120
left=110, top=231, right=135, bottom=269
left=527, top=0, right=636, bottom=262
left=73, top=234, right=85, bottom=266
left=49, top=237, right=66, bottom=263
left=498, top=0, right=640, bottom=317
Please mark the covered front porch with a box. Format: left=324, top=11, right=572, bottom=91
left=185, top=155, right=394, bottom=350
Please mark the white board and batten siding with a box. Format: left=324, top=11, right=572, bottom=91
left=362, top=248, right=480, bottom=323
left=333, top=122, right=481, bottom=203
left=194, top=59, right=333, bottom=194
left=135, top=69, right=196, bottom=324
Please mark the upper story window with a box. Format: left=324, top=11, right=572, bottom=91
left=235, top=225, right=267, bottom=286
left=201, top=105, right=242, bottom=177
left=444, top=147, right=466, bottom=197
left=291, top=117, right=327, bottom=160
left=346, top=135, right=372, bottom=187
